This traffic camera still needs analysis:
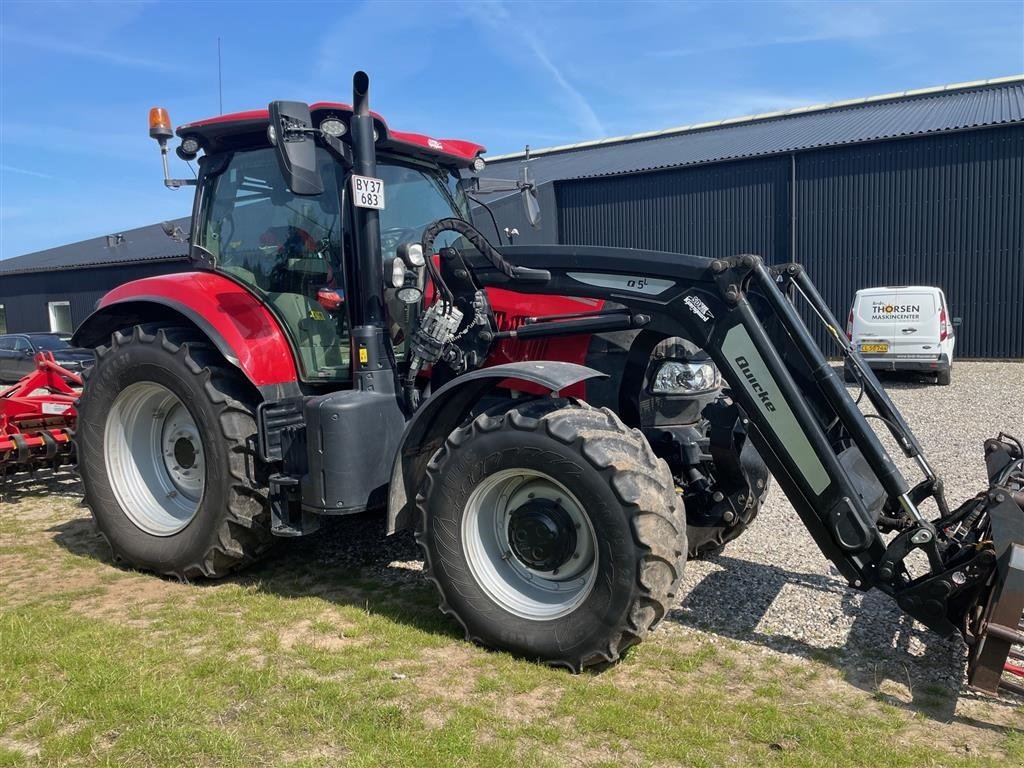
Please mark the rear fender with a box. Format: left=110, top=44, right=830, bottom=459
left=386, top=361, right=606, bottom=534
left=72, top=272, right=301, bottom=399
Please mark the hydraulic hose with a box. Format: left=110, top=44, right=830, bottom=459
left=420, top=217, right=550, bottom=288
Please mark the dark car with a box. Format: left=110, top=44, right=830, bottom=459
left=0, top=333, right=95, bottom=383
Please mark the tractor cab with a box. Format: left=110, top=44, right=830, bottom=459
left=153, top=101, right=485, bottom=384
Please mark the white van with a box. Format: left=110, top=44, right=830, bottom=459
left=845, top=286, right=957, bottom=385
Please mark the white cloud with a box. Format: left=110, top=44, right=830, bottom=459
left=0, top=25, right=186, bottom=73
left=0, top=163, right=54, bottom=180
left=651, top=1, right=888, bottom=57
left=460, top=1, right=605, bottom=137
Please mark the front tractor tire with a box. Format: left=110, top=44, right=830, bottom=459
left=76, top=326, right=274, bottom=579
left=417, top=399, right=687, bottom=671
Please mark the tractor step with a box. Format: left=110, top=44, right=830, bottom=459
left=269, top=472, right=320, bottom=537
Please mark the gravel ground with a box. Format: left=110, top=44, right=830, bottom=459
left=672, top=360, right=1024, bottom=697
left=285, top=360, right=1023, bottom=703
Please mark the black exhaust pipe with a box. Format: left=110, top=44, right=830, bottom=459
left=348, top=70, right=394, bottom=393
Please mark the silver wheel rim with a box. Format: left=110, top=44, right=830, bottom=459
left=104, top=382, right=205, bottom=536
left=461, top=469, right=598, bottom=620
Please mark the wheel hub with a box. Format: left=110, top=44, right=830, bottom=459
left=460, top=469, right=598, bottom=621
left=507, top=499, right=577, bottom=572
left=173, top=437, right=197, bottom=469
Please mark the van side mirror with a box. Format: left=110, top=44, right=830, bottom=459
left=268, top=101, right=324, bottom=196
left=952, top=317, right=962, bottom=327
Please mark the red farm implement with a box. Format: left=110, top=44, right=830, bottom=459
left=0, top=352, right=81, bottom=476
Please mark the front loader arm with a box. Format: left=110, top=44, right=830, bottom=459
left=430, top=233, right=1022, bottom=695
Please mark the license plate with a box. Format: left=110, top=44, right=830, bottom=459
left=351, top=175, right=385, bottom=210
left=860, top=343, right=889, bottom=354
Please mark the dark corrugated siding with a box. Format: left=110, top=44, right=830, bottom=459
left=553, top=125, right=1023, bottom=358
left=797, top=126, right=1023, bottom=358
left=0, top=259, right=190, bottom=334
left=557, top=157, right=791, bottom=260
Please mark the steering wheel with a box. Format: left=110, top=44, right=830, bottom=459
left=380, top=226, right=419, bottom=257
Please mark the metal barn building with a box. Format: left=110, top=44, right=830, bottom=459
left=481, top=76, right=1024, bottom=359
left=0, top=218, right=190, bottom=336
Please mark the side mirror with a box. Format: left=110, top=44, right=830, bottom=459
left=952, top=317, right=963, bottom=327
left=268, top=100, right=324, bottom=196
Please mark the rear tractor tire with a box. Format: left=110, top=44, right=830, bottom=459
left=417, top=399, right=687, bottom=671
left=76, top=325, right=274, bottom=579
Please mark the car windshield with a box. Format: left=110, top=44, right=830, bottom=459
left=31, top=336, right=70, bottom=351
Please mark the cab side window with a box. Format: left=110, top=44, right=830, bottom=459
left=200, top=148, right=350, bottom=382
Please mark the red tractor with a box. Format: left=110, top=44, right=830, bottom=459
left=67, top=73, right=1021, bottom=692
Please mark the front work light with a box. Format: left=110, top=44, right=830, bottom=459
left=390, top=257, right=407, bottom=288
left=651, top=360, right=721, bottom=395
left=319, top=118, right=347, bottom=137
left=149, top=107, right=173, bottom=141
left=397, top=242, right=425, bottom=268
left=397, top=271, right=423, bottom=304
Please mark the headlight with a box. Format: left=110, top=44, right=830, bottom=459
left=651, top=360, right=721, bottom=395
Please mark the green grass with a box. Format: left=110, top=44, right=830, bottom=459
left=2, top=500, right=1022, bottom=767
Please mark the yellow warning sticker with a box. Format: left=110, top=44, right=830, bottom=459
left=359, top=348, right=369, bottom=364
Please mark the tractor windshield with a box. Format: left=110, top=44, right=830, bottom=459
left=377, top=160, right=469, bottom=257
left=197, top=147, right=466, bottom=384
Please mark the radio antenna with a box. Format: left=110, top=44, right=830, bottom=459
left=217, top=37, right=223, bottom=114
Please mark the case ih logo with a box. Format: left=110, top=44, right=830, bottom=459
left=735, top=356, right=777, bottom=412
left=871, top=302, right=920, bottom=321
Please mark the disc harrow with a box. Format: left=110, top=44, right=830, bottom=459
left=0, top=351, right=82, bottom=476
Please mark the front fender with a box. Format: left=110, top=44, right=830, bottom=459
left=386, top=361, right=606, bottom=534
left=72, top=272, right=300, bottom=398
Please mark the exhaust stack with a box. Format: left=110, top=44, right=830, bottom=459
left=348, top=71, right=394, bottom=392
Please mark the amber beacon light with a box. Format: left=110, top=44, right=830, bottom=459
left=149, top=107, right=173, bottom=141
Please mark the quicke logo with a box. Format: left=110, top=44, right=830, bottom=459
left=734, top=356, right=777, bottom=412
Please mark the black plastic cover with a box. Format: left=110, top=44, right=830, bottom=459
left=300, top=389, right=407, bottom=515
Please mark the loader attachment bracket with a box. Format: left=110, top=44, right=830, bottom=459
left=965, top=436, right=1024, bottom=696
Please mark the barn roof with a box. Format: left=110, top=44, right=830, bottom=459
left=483, top=75, right=1024, bottom=183
left=0, top=218, right=190, bottom=275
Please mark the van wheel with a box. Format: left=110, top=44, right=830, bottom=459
left=937, top=366, right=952, bottom=386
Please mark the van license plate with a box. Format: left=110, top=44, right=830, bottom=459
left=861, top=343, right=889, bottom=354
left=351, top=175, right=385, bottom=210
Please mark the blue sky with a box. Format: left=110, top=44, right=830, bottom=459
left=1, top=0, right=1022, bottom=260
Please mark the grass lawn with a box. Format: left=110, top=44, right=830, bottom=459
left=1, top=473, right=1021, bottom=767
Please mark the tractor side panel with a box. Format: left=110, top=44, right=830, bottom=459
left=483, top=286, right=603, bottom=398
left=84, top=272, right=299, bottom=389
